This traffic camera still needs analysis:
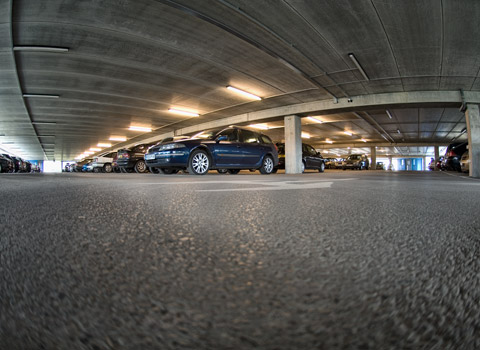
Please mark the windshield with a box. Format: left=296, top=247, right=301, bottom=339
left=191, top=128, right=226, bottom=140
left=348, top=155, right=361, bottom=160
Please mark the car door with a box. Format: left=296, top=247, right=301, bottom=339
left=212, top=128, right=243, bottom=167
left=238, top=129, right=263, bottom=166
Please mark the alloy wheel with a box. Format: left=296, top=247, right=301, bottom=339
left=192, top=152, right=209, bottom=174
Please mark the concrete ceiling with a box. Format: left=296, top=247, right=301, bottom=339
left=1, top=0, right=479, bottom=160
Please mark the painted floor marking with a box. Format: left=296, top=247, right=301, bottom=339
left=137, top=178, right=355, bottom=192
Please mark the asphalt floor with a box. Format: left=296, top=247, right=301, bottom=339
left=1, top=170, right=479, bottom=349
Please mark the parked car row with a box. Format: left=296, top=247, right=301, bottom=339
left=0, top=154, right=40, bottom=173
left=428, top=142, right=469, bottom=173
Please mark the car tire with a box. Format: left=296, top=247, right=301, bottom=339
left=227, top=169, right=240, bottom=174
left=103, top=163, right=113, bottom=173
left=319, top=162, right=325, bottom=173
left=301, top=161, right=306, bottom=173
left=0, top=164, right=2, bottom=173
left=149, top=167, right=160, bottom=174
left=217, top=169, right=228, bottom=174
left=259, top=156, right=274, bottom=174
left=134, top=160, right=148, bottom=173
left=188, top=149, right=210, bottom=175
left=271, top=167, right=278, bottom=174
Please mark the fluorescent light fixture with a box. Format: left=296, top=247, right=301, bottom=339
left=23, top=94, right=59, bottom=98
left=97, top=143, right=111, bottom=147
left=168, top=108, right=199, bottom=117
left=325, top=140, right=333, bottom=144
left=306, top=116, right=323, bottom=124
left=39, top=135, right=55, bottom=138
left=348, top=53, right=370, bottom=81
left=397, top=129, right=401, bottom=134
left=386, top=110, right=393, bottom=119
left=226, top=86, right=262, bottom=100
left=84, top=151, right=94, bottom=155
left=32, top=121, right=57, bottom=125
left=344, top=131, right=353, bottom=136
left=301, top=132, right=311, bottom=139
left=361, top=139, right=367, bottom=142
left=90, top=147, right=102, bottom=152
left=129, top=126, right=152, bottom=132
left=109, top=136, right=127, bottom=141
left=2, top=141, right=14, bottom=144
left=249, top=124, right=269, bottom=130
left=14, top=46, right=69, bottom=53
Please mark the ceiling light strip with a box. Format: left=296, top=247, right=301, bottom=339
left=23, top=94, right=59, bottom=99
left=14, top=46, right=69, bottom=53
left=168, top=108, right=199, bottom=117
left=226, top=86, right=261, bottom=100
left=348, top=53, right=370, bottom=81
left=129, top=126, right=152, bottom=132
left=306, top=116, right=323, bottom=124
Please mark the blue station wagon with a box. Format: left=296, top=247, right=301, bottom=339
left=145, top=126, right=279, bottom=175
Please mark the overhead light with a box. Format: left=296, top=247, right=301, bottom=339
left=460, top=127, right=467, bottom=134
left=84, top=151, right=94, bottom=155
left=168, top=108, right=199, bottom=117
left=397, top=129, right=401, bottom=134
left=90, top=147, right=102, bottom=152
left=129, top=126, right=152, bottom=132
left=361, top=139, right=367, bottom=142
left=249, top=124, right=269, bottom=130
left=97, top=143, right=111, bottom=147
left=23, top=94, right=59, bottom=98
left=301, top=132, right=311, bottom=139
left=344, top=131, right=353, bottom=136
left=2, top=142, right=14, bottom=144
left=306, top=116, right=323, bottom=124
left=386, top=110, right=393, bottom=119
left=348, top=53, right=370, bottom=81
left=32, top=121, right=57, bottom=125
left=226, top=86, right=262, bottom=100
left=109, top=136, right=127, bottom=142
left=14, top=46, right=69, bottom=53
left=325, top=140, right=333, bottom=144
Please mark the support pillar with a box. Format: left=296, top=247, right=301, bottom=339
left=465, top=104, right=480, bottom=178
left=434, top=146, right=440, bottom=171
left=388, top=156, right=393, bottom=171
left=284, top=115, right=302, bottom=174
left=370, top=146, right=376, bottom=170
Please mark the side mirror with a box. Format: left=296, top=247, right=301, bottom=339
left=216, top=135, right=228, bottom=143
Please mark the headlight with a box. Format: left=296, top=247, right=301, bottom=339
left=160, top=143, right=185, bottom=150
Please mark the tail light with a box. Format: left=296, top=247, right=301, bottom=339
left=274, top=144, right=278, bottom=152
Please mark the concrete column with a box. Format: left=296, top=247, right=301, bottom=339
left=434, top=146, right=440, bottom=171
left=284, top=115, right=302, bottom=174
left=370, top=146, right=376, bottom=170
left=465, top=104, right=480, bottom=178
left=423, top=157, right=427, bottom=171
left=388, top=156, right=393, bottom=171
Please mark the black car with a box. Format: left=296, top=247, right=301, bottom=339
left=117, top=143, right=156, bottom=173
left=145, top=126, right=278, bottom=175
left=0, top=154, right=14, bottom=173
left=442, top=142, right=467, bottom=171
left=275, top=142, right=325, bottom=173
left=342, top=154, right=369, bottom=170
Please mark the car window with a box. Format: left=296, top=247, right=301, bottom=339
left=217, top=128, right=238, bottom=142
left=306, top=145, right=317, bottom=156
left=260, top=135, right=273, bottom=144
left=241, top=130, right=259, bottom=143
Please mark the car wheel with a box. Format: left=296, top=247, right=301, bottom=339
left=227, top=169, right=240, bottom=174
left=103, top=163, right=113, bottom=173
left=271, top=167, right=278, bottom=174
left=319, top=162, right=325, bottom=173
left=217, top=169, right=228, bottom=174
left=162, top=168, right=178, bottom=174
left=134, top=160, right=148, bottom=173
left=0, top=164, right=2, bottom=173
left=301, top=161, right=306, bottom=173
left=93, top=167, right=100, bottom=173
left=149, top=167, right=160, bottom=174
left=259, top=156, right=274, bottom=174
left=188, top=150, right=210, bottom=175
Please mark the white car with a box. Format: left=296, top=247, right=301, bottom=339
left=91, top=152, right=116, bottom=173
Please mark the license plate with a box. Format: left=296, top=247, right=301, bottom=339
left=145, top=154, right=155, bottom=160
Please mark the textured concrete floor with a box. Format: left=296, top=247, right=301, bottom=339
left=1, top=170, right=479, bottom=349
